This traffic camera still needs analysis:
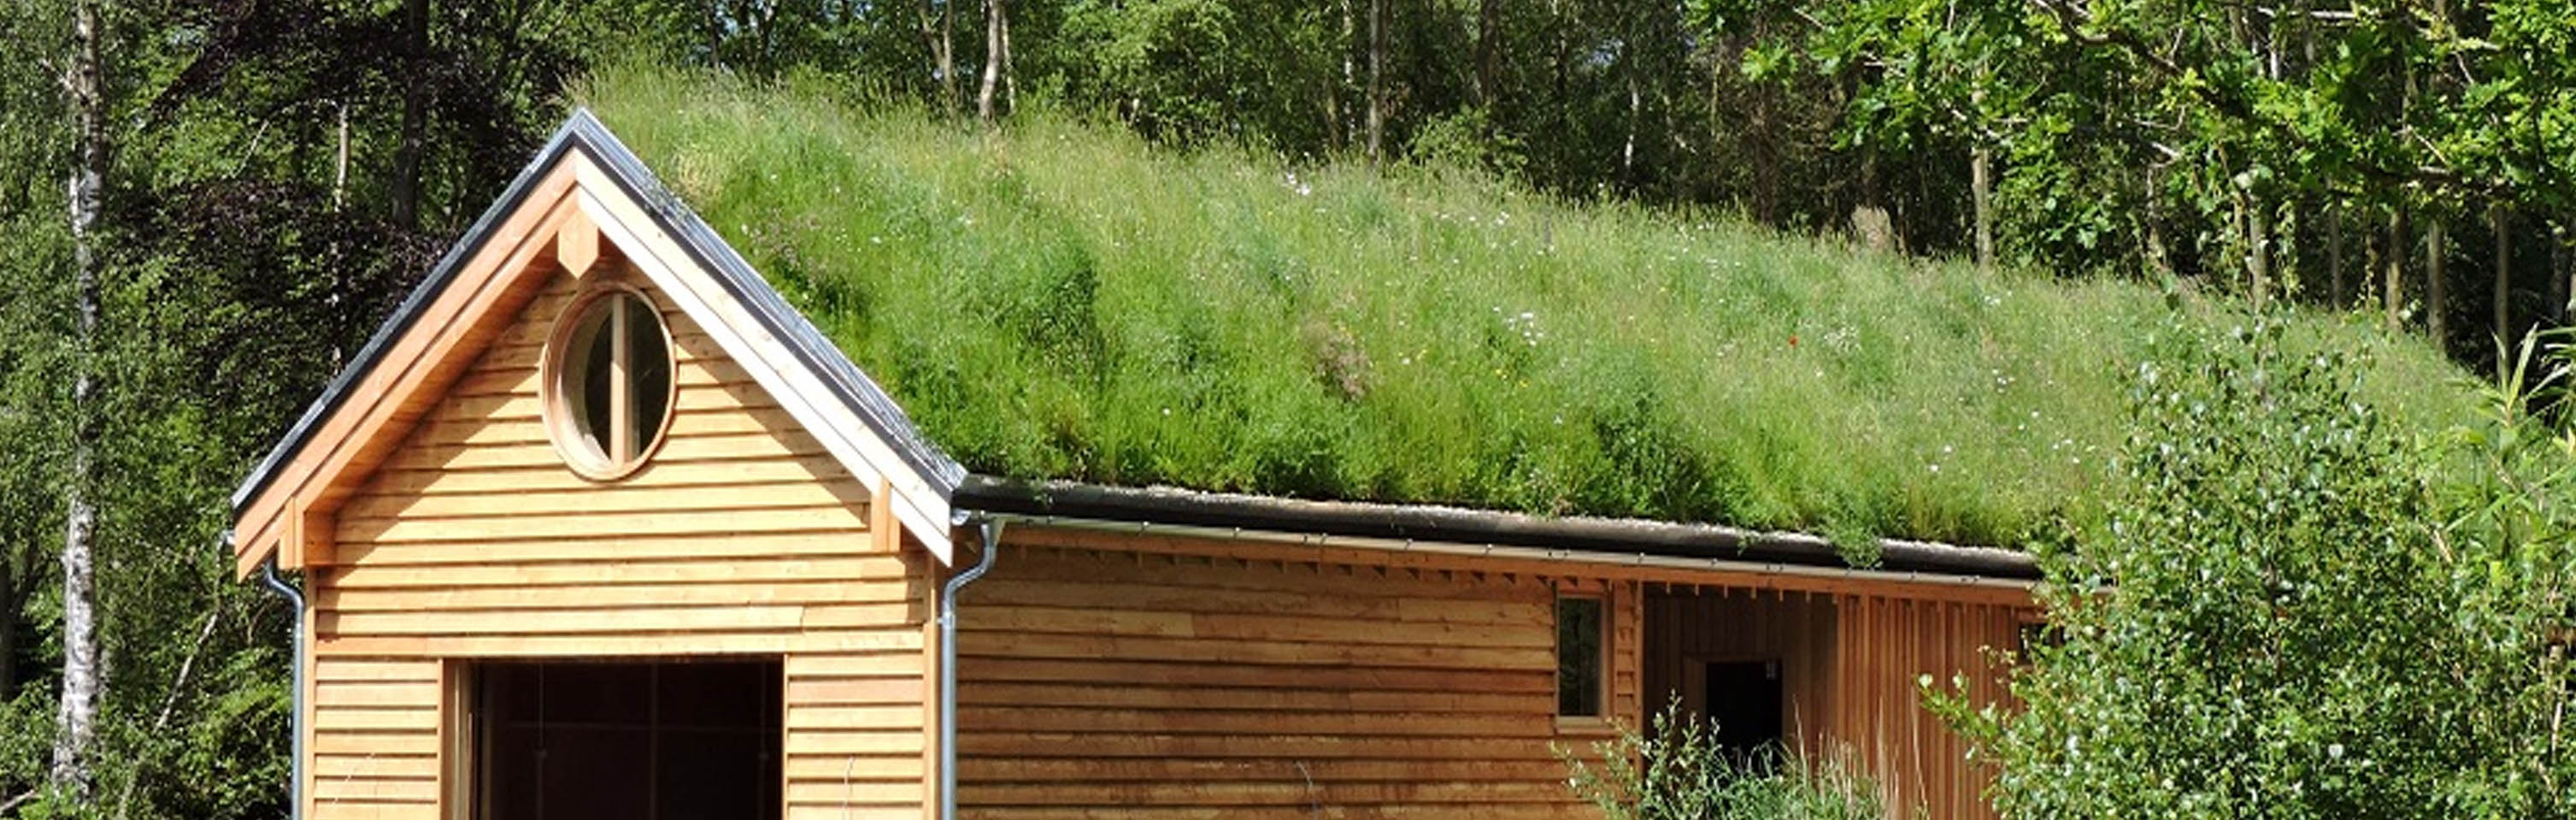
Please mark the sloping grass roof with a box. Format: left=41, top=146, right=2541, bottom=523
left=579, top=64, right=2479, bottom=550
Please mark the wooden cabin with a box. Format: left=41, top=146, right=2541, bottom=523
left=227, top=112, right=2039, bottom=820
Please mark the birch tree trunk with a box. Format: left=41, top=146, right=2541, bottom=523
left=2427, top=215, right=2447, bottom=346
left=1971, top=148, right=1992, bottom=270
left=976, top=0, right=1008, bottom=124
left=2384, top=207, right=2405, bottom=331
left=389, top=0, right=428, bottom=230
left=1366, top=0, right=1385, bottom=165
left=51, top=0, right=106, bottom=801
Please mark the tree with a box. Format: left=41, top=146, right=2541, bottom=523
left=1930, top=318, right=2576, bottom=817
left=50, top=0, right=107, bottom=802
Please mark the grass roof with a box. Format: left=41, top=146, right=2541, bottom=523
left=579, top=63, right=2480, bottom=551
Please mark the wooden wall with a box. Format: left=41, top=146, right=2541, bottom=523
left=1640, top=590, right=1840, bottom=752
left=953, top=534, right=1643, bottom=820
left=304, top=264, right=934, bottom=820
left=1643, top=588, right=2026, bottom=820
left=1833, top=594, right=2024, bottom=820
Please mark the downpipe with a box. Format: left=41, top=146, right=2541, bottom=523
left=250, top=538, right=309, bottom=820
left=938, top=518, right=1003, bottom=820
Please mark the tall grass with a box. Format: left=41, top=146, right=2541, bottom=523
left=1561, top=702, right=1886, bottom=820
left=578, top=62, right=2476, bottom=549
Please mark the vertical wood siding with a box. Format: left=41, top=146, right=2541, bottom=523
left=954, top=540, right=1642, bottom=820
left=1834, top=594, right=2022, bottom=820
left=305, top=266, right=931, bottom=820
left=1644, top=587, right=2026, bottom=820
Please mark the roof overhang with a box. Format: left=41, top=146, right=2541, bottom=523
left=953, top=476, right=2041, bottom=595
left=228, top=111, right=966, bottom=577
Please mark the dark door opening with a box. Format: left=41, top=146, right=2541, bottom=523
left=1700, top=659, right=1785, bottom=766
left=471, top=659, right=782, bottom=820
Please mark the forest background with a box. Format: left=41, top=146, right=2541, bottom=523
left=3, top=0, right=2576, bottom=815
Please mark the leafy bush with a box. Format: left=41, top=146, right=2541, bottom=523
left=1561, top=701, right=1885, bottom=820
left=1929, top=319, right=2576, bottom=817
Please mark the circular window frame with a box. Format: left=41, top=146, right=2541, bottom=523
left=538, top=282, right=679, bottom=481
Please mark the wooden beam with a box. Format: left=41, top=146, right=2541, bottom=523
left=233, top=165, right=582, bottom=579
left=1002, top=524, right=2040, bottom=609
left=872, top=478, right=899, bottom=556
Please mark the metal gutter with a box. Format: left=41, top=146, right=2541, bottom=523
left=937, top=518, right=1004, bottom=820
left=251, top=546, right=309, bottom=820
left=952, top=476, right=2040, bottom=582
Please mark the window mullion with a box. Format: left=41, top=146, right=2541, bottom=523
left=612, top=297, right=633, bottom=465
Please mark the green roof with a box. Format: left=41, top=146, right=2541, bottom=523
left=580, top=65, right=2479, bottom=550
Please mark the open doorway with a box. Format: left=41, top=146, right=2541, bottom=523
left=1700, top=658, right=1785, bottom=764
left=463, top=659, right=783, bottom=820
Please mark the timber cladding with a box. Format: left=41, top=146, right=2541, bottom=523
left=953, top=535, right=1644, bottom=820
left=303, top=265, right=933, bottom=820
left=960, top=529, right=2026, bottom=820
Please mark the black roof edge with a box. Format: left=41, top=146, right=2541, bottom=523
left=231, top=109, right=964, bottom=517
left=953, top=475, right=2043, bottom=582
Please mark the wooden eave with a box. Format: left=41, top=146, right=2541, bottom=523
left=229, top=111, right=966, bottom=579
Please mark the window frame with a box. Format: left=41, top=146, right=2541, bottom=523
left=539, top=280, right=679, bottom=481
left=1554, top=593, right=1611, bottom=729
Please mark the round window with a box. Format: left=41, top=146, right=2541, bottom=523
left=541, top=286, right=675, bottom=480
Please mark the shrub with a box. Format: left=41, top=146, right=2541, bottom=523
left=1928, top=320, right=2576, bottom=818
left=1561, top=700, right=1886, bottom=820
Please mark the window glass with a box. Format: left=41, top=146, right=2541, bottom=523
left=1557, top=597, right=1604, bottom=717
left=545, top=289, right=673, bottom=479
left=626, top=300, right=672, bottom=457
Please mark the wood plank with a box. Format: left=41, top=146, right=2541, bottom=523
left=355, top=455, right=855, bottom=497
left=954, top=732, right=1562, bottom=761
left=321, top=604, right=812, bottom=637
left=967, top=605, right=1553, bottom=649
left=959, top=758, right=1573, bottom=783
left=327, top=556, right=909, bottom=590
left=962, top=706, right=1550, bottom=739
left=956, top=657, right=1549, bottom=694
left=320, top=580, right=909, bottom=612
left=368, top=428, right=824, bottom=473
left=332, top=532, right=870, bottom=567
left=967, top=577, right=1548, bottom=626
left=956, top=631, right=1550, bottom=671
left=956, top=682, right=1540, bottom=714
left=962, top=780, right=1574, bottom=806
left=315, top=629, right=923, bottom=658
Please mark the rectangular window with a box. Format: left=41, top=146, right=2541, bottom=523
left=464, top=659, right=783, bottom=820
left=1556, top=596, right=1605, bottom=717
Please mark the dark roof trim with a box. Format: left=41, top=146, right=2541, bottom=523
left=953, top=475, right=2042, bottom=581
left=231, top=110, right=965, bottom=516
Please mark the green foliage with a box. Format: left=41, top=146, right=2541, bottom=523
left=586, top=62, right=2479, bottom=549
left=1773, top=0, right=2576, bottom=350
left=1561, top=700, right=1886, bottom=820
left=1927, top=318, right=2576, bottom=817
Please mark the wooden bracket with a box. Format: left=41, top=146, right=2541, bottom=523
left=281, top=493, right=337, bottom=569
left=870, top=478, right=900, bottom=555
left=558, top=207, right=601, bottom=278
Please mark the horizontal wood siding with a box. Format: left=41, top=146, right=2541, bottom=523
left=309, top=266, right=929, bottom=820
left=956, top=539, right=1639, bottom=820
